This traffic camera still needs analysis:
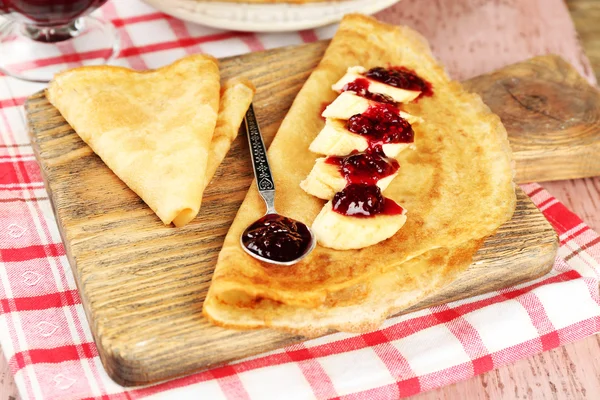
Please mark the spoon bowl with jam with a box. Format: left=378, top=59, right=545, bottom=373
left=240, top=104, right=316, bottom=266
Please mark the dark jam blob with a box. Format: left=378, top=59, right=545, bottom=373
left=342, top=78, right=396, bottom=104
left=346, top=104, right=414, bottom=145
left=241, top=214, right=312, bottom=263
left=325, top=147, right=399, bottom=185
left=332, top=183, right=385, bottom=217
left=343, top=77, right=369, bottom=93
left=332, top=184, right=405, bottom=218
left=365, top=66, right=433, bottom=99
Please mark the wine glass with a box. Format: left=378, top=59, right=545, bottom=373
left=0, top=0, right=119, bottom=83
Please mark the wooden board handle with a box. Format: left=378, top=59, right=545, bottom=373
left=464, top=54, right=600, bottom=184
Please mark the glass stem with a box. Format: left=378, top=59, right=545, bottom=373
left=21, top=18, right=86, bottom=43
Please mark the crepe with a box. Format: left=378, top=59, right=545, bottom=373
left=203, top=14, right=516, bottom=334
left=46, top=55, right=220, bottom=227
left=205, top=78, right=255, bottom=188
left=205, top=240, right=482, bottom=336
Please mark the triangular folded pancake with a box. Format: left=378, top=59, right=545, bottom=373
left=46, top=55, right=220, bottom=227
left=205, top=78, right=255, bottom=188
left=203, top=14, right=516, bottom=335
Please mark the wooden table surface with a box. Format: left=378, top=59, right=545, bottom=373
left=2, top=0, right=600, bottom=399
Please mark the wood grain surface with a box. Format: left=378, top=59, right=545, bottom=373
left=3, top=0, right=600, bottom=398
left=568, top=0, right=600, bottom=84
left=25, top=42, right=559, bottom=386
left=464, top=55, right=600, bottom=183
left=0, top=367, right=17, bottom=400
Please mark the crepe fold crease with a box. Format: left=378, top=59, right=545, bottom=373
left=46, top=56, right=255, bottom=227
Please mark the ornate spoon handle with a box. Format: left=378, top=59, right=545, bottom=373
left=244, top=103, right=276, bottom=214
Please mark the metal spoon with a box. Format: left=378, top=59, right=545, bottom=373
left=240, top=104, right=316, bottom=266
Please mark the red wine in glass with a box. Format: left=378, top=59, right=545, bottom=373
left=0, top=0, right=118, bottom=82
left=0, top=0, right=108, bottom=27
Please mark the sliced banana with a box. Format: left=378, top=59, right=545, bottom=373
left=309, top=119, right=413, bottom=157
left=300, top=157, right=399, bottom=200
left=312, top=200, right=407, bottom=250
left=322, top=92, right=422, bottom=124
left=332, top=66, right=421, bottom=103
left=302, top=65, right=424, bottom=251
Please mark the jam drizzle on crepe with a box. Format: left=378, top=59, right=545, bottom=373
left=365, top=66, right=433, bottom=100
left=332, top=183, right=404, bottom=217
left=342, top=78, right=396, bottom=104
left=328, top=66, right=431, bottom=218
left=325, top=146, right=399, bottom=186
left=346, top=104, right=414, bottom=147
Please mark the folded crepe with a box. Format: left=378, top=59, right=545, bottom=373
left=205, top=240, right=483, bottom=336
left=47, top=56, right=254, bottom=227
left=203, top=14, right=516, bottom=335
left=206, top=78, right=255, bottom=188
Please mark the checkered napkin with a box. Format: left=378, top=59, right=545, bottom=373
left=1, top=1, right=599, bottom=399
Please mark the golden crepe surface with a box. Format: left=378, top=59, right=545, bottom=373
left=47, top=55, right=221, bottom=227
left=205, top=78, right=255, bottom=188
left=205, top=241, right=482, bottom=336
left=204, top=14, right=516, bottom=334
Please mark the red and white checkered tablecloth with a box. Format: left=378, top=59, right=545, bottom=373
left=1, top=1, right=600, bottom=399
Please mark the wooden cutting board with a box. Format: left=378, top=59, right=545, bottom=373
left=26, top=40, right=600, bottom=387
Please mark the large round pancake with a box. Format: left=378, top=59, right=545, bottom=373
left=204, top=14, right=516, bottom=333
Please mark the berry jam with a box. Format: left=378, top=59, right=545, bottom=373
left=319, top=101, right=330, bottom=120
left=332, top=183, right=404, bottom=217
left=365, top=67, right=433, bottom=99
left=342, top=78, right=396, bottom=105
left=241, top=214, right=312, bottom=263
left=346, top=104, right=414, bottom=146
left=325, top=147, right=399, bottom=185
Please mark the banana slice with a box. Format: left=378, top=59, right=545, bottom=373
left=309, top=119, right=413, bottom=157
left=300, top=158, right=398, bottom=200
left=322, top=92, right=422, bottom=124
left=312, top=198, right=407, bottom=250
left=332, top=66, right=421, bottom=103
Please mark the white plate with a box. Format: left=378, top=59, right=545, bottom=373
left=142, top=0, right=400, bottom=32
